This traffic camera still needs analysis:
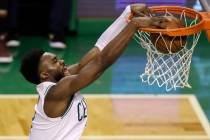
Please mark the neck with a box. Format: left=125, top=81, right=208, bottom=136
left=40, top=78, right=57, bottom=83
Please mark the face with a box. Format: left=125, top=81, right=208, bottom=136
left=39, top=52, right=68, bottom=82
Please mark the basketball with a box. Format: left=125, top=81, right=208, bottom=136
left=150, top=16, right=187, bottom=54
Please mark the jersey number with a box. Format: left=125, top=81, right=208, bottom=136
left=77, top=100, right=87, bottom=121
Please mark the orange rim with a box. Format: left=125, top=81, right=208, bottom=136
left=131, top=6, right=210, bottom=36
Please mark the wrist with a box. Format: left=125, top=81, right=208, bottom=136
left=129, top=19, right=139, bottom=29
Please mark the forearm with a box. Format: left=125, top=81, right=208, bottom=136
left=68, top=47, right=100, bottom=74
left=75, top=23, right=136, bottom=86
left=64, top=20, right=137, bottom=95
left=100, top=22, right=137, bottom=67
left=78, top=47, right=100, bottom=69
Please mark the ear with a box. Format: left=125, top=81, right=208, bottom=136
left=40, top=72, right=49, bottom=81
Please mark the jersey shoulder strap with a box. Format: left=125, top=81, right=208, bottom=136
left=36, top=81, right=56, bottom=98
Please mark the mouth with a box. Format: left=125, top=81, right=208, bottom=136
left=63, top=65, right=70, bottom=76
left=63, top=65, right=68, bottom=72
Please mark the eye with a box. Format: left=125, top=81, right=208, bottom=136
left=53, top=57, right=58, bottom=63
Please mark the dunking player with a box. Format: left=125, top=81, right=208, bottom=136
left=20, top=4, right=167, bottom=140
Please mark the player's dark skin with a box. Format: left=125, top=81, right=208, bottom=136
left=37, top=4, right=169, bottom=118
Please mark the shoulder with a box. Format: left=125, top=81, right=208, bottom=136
left=36, top=82, right=56, bottom=96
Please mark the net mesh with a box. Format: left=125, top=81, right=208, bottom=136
left=135, top=9, right=201, bottom=91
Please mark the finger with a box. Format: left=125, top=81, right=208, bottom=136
left=146, top=9, right=156, bottom=17
left=131, top=3, right=147, bottom=10
left=133, top=7, right=156, bottom=17
left=153, top=17, right=170, bottom=22
left=131, top=3, right=147, bottom=16
left=142, top=8, right=153, bottom=17
left=134, top=11, right=147, bottom=17
left=149, top=17, right=170, bottom=28
left=131, top=17, right=152, bottom=27
left=151, top=22, right=167, bottom=29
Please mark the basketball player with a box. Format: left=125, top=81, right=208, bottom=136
left=20, top=4, right=167, bottom=140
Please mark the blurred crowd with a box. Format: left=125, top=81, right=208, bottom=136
left=0, top=0, right=74, bottom=63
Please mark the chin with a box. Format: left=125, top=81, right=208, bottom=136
left=55, top=74, right=65, bottom=82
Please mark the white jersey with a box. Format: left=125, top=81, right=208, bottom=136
left=29, top=82, right=88, bottom=140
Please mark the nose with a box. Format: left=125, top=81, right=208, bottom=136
left=59, top=59, right=64, bottom=65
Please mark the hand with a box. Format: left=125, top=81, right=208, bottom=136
left=64, top=66, right=71, bottom=77
left=149, top=16, right=184, bottom=29
left=131, top=3, right=155, bottom=17
left=131, top=16, right=169, bottom=28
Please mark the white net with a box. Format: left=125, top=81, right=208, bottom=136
left=135, top=9, right=201, bottom=91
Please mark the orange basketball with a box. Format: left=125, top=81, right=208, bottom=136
left=150, top=16, right=187, bottom=54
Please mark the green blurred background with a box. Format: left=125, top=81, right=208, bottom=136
left=0, top=0, right=210, bottom=121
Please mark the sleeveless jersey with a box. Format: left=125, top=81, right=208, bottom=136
left=29, top=82, right=88, bottom=140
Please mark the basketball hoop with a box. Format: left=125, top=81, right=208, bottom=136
left=131, top=6, right=210, bottom=91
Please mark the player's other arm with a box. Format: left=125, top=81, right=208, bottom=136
left=67, top=47, right=100, bottom=75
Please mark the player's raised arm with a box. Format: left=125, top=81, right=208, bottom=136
left=52, top=7, right=166, bottom=99
left=67, top=4, right=164, bottom=75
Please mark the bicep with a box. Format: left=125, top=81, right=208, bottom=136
left=71, top=63, right=103, bottom=92
left=69, top=59, right=105, bottom=94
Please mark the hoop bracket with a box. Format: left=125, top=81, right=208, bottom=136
left=200, top=12, right=210, bottom=41
left=200, top=12, right=210, bottom=29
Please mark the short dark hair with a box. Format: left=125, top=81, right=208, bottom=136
left=20, top=49, right=44, bottom=84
